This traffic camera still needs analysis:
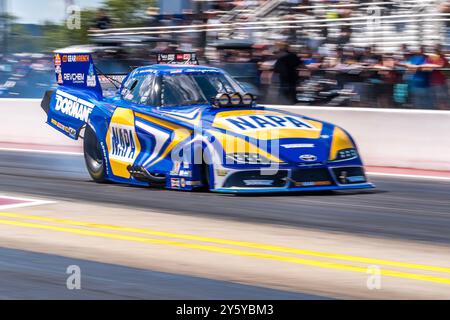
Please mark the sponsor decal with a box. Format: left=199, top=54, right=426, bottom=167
left=65, top=54, right=90, bottom=63
left=179, top=169, right=192, bottom=177
left=54, top=54, right=61, bottom=66
left=86, top=63, right=96, bottom=87
left=109, top=124, right=137, bottom=162
left=55, top=90, right=93, bottom=122
left=243, top=180, right=274, bottom=186
left=171, top=178, right=180, bottom=188
left=170, top=161, right=181, bottom=175
left=180, top=178, right=186, bottom=188
left=50, top=118, right=76, bottom=138
left=224, top=115, right=315, bottom=131
left=100, top=141, right=110, bottom=175
left=186, top=180, right=201, bottom=186
left=57, top=73, right=63, bottom=84
left=294, top=180, right=331, bottom=187
left=281, top=143, right=315, bottom=149
left=63, top=72, right=85, bottom=84
left=299, top=154, right=317, bottom=162
left=170, top=162, right=191, bottom=177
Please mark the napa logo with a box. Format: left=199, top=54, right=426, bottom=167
left=109, top=124, right=137, bottom=162
left=223, top=115, right=316, bottom=132
left=54, top=90, right=93, bottom=122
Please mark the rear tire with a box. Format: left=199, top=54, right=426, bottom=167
left=201, top=162, right=212, bottom=191
left=83, top=125, right=106, bottom=183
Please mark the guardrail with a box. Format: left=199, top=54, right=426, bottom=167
left=1, top=99, right=449, bottom=171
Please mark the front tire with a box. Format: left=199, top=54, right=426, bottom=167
left=83, top=125, right=106, bottom=183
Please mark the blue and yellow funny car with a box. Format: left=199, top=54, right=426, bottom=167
left=41, top=52, right=374, bottom=193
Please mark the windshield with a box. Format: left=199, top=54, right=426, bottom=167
left=162, top=72, right=244, bottom=106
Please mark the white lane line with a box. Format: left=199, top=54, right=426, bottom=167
left=367, top=172, right=450, bottom=182
left=1, top=146, right=449, bottom=182
left=0, top=195, right=56, bottom=210
left=0, top=147, right=82, bottom=156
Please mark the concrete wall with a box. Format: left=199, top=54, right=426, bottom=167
left=1, top=98, right=81, bottom=149
left=1, top=99, right=449, bottom=170
left=277, top=105, right=450, bottom=171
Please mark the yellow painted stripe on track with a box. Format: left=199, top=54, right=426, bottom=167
left=1, top=211, right=450, bottom=275
left=0, top=217, right=450, bottom=285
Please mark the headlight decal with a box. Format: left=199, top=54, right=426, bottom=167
left=226, top=153, right=272, bottom=164
left=329, top=127, right=355, bottom=161
left=207, top=130, right=283, bottom=163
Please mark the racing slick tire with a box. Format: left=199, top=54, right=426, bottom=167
left=83, top=125, right=106, bottom=183
left=200, top=162, right=213, bottom=191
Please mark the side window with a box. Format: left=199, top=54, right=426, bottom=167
left=121, top=75, right=140, bottom=102
left=121, top=74, right=158, bottom=106
left=137, top=75, right=157, bottom=105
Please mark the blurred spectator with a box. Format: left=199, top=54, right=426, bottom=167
left=373, top=54, right=401, bottom=108
left=358, top=46, right=382, bottom=66
left=427, top=44, right=450, bottom=110
left=404, top=46, right=433, bottom=109
left=2, top=0, right=450, bottom=110
left=394, top=44, right=411, bottom=62
left=273, top=42, right=302, bottom=104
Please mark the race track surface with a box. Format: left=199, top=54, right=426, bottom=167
left=0, top=150, right=449, bottom=245
left=0, top=247, right=323, bottom=299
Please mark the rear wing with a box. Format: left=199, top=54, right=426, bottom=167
left=54, top=53, right=103, bottom=99
left=40, top=53, right=106, bottom=141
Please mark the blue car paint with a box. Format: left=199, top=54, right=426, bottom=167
left=44, top=53, right=374, bottom=193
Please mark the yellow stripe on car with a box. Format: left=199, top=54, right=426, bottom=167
left=135, top=113, right=192, bottom=167
left=208, top=130, right=283, bottom=163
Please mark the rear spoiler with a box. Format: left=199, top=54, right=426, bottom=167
left=54, top=53, right=103, bottom=99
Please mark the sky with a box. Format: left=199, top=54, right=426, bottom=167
left=8, top=0, right=103, bottom=24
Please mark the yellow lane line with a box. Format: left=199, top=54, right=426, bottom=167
left=0, top=218, right=450, bottom=285
left=1, top=211, right=450, bottom=274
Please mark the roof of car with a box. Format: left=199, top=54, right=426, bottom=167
left=133, top=64, right=223, bottom=75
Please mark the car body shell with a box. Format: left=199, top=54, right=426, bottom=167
left=42, top=53, right=374, bottom=193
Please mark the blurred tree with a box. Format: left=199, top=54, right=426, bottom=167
left=104, top=0, right=156, bottom=27
left=0, top=13, right=16, bottom=54
left=41, top=8, right=97, bottom=51
left=7, top=1, right=157, bottom=53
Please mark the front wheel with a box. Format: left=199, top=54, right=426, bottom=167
left=83, top=125, right=106, bottom=183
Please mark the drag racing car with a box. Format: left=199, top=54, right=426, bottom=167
left=40, top=52, right=374, bottom=193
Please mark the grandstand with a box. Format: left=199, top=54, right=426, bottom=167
left=214, top=0, right=447, bottom=52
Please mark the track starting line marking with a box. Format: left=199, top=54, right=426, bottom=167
left=0, top=211, right=449, bottom=286
left=0, top=195, right=55, bottom=210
